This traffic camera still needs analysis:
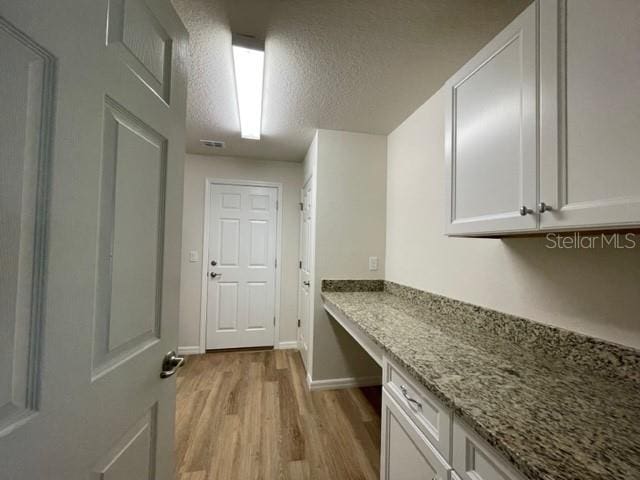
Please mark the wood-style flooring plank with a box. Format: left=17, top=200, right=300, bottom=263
left=175, top=349, right=381, bottom=480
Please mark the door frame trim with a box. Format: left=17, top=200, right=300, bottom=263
left=199, top=178, right=283, bottom=353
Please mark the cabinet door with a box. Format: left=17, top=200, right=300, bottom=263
left=445, top=4, right=537, bottom=236
left=453, top=419, right=525, bottom=480
left=381, top=389, right=450, bottom=480
left=539, top=0, right=640, bottom=230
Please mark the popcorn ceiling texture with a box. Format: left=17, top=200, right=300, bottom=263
left=171, top=0, right=531, bottom=162
left=321, top=280, right=640, bottom=480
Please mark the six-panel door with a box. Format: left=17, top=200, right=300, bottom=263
left=206, top=183, right=278, bottom=349
left=0, top=0, right=188, bottom=478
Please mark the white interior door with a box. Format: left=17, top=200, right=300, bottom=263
left=0, top=1, right=188, bottom=479
left=297, top=178, right=313, bottom=371
left=206, top=183, right=278, bottom=349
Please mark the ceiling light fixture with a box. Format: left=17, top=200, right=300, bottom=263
left=232, top=34, right=265, bottom=140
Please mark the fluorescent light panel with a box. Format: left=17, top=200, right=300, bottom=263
left=232, top=40, right=264, bottom=140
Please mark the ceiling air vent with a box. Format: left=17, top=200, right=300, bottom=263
left=200, top=139, right=225, bottom=149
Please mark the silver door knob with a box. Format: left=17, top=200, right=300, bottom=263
left=519, top=205, right=534, bottom=216
left=303, top=280, right=310, bottom=286
left=538, top=202, right=553, bottom=213
left=160, top=350, right=184, bottom=378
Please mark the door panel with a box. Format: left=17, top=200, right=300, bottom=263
left=445, top=4, right=537, bottom=235
left=206, top=184, right=278, bottom=349
left=247, top=282, right=268, bottom=329
left=539, top=0, right=640, bottom=229
left=249, top=220, right=268, bottom=266
left=0, top=0, right=187, bottom=478
left=219, top=219, right=240, bottom=265
left=217, top=283, right=239, bottom=331
left=107, top=0, right=174, bottom=102
left=94, top=98, right=166, bottom=373
left=93, top=405, right=158, bottom=480
left=0, top=17, right=54, bottom=434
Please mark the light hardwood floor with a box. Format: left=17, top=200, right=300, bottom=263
left=175, top=349, right=381, bottom=480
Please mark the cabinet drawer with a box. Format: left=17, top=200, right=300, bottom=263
left=383, top=356, right=452, bottom=461
left=453, top=419, right=525, bottom=480
left=381, top=389, right=451, bottom=480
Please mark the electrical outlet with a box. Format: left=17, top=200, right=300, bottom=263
left=368, top=256, right=378, bottom=271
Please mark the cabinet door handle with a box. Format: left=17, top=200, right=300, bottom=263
left=519, top=205, right=534, bottom=216
left=400, top=385, right=422, bottom=409
left=538, top=202, right=553, bottom=213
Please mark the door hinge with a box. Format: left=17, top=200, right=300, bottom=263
left=275, top=258, right=277, bottom=268
left=299, top=202, right=303, bottom=211
left=297, top=319, right=301, bottom=328
left=299, top=260, right=302, bottom=269
left=273, top=316, right=276, bottom=326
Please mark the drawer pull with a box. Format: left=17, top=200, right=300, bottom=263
left=400, top=385, right=422, bottom=409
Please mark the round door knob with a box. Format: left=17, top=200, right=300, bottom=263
left=519, top=205, right=533, bottom=216
left=210, top=260, right=217, bottom=266
left=210, top=272, right=219, bottom=278
left=538, top=202, right=553, bottom=213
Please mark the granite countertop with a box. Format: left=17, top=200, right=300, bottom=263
left=320, top=282, right=640, bottom=480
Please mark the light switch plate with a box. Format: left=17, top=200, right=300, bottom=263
left=368, top=256, right=378, bottom=271
left=189, top=250, right=199, bottom=263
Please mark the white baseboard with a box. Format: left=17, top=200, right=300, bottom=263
left=306, top=373, right=382, bottom=391
left=177, top=346, right=202, bottom=355
left=276, top=340, right=299, bottom=350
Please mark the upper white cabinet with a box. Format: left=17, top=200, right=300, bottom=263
left=445, top=4, right=537, bottom=236
left=445, top=0, right=640, bottom=236
left=539, top=0, right=640, bottom=230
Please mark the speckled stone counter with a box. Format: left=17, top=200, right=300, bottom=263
left=321, top=280, right=640, bottom=480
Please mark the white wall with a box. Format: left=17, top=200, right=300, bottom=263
left=310, top=129, right=387, bottom=381
left=386, top=88, right=640, bottom=349
left=178, top=153, right=303, bottom=351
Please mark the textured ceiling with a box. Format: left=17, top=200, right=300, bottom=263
left=172, top=0, right=531, bottom=162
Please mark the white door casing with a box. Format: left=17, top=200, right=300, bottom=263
left=0, top=0, right=188, bottom=478
left=539, top=0, right=640, bottom=230
left=445, top=3, right=538, bottom=236
left=205, top=182, right=279, bottom=350
left=297, top=178, right=313, bottom=370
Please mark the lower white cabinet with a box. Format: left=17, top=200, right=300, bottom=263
left=381, top=355, right=527, bottom=480
left=384, top=357, right=452, bottom=460
left=381, top=389, right=451, bottom=480
left=452, top=420, right=525, bottom=480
